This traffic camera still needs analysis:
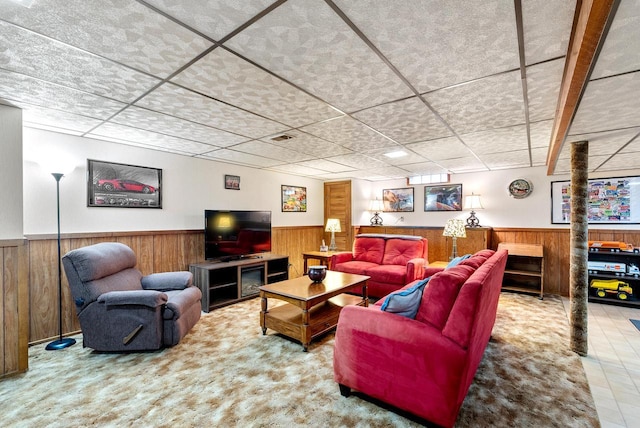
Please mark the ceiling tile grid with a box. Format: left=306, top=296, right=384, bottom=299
left=198, top=148, right=286, bottom=168
left=460, top=125, right=528, bottom=155
left=525, top=59, right=566, bottom=122
left=521, top=0, right=576, bottom=65
left=223, top=0, right=413, bottom=113
left=291, top=158, right=356, bottom=173
left=405, top=137, right=475, bottom=162
left=14, top=101, right=105, bottom=134
left=260, top=130, right=352, bottom=158
left=229, top=140, right=315, bottom=163
left=299, top=116, right=397, bottom=152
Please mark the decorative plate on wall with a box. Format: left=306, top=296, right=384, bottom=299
left=508, top=178, right=533, bottom=199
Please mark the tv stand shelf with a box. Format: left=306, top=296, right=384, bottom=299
left=190, top=254, right=289, bottom=312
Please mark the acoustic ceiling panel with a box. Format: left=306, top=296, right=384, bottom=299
left=400, top=162, right=449, bottom=175
left=362, top=147, right=430, bottom=166
left=324, top=153, right=389, bottom=170
left=172, top=48, right=341, bottom=128
left=300, top=116, right=396, bottom=152
left=436, top=156, right=488, bottom=173
left=199, top=148, right=285, bottom=168
left=230, top=140, right=315, bottom=163
left=266, top=163, right=328, bottom=177
left=334, top=0, right=520, bottom=92
left=478, top=150, right=531, bottom=170
left=292, top=158, right=356, bottom=173
left=461, top=125, right=528, bottom=155
left=260, top=130, right=352, bottom=158
left=15, top=102, right=104, bottom=134
left=521, top=0, right=576, bottom=65
left=223, top=0, right=413, bottom=113
left=405, top=136, right=474, bottom=161
left=0, top=0, right=212, bottom=78
left=351, top=97, right=452, bottom=144
left=526, top=59, right=565, bottom=122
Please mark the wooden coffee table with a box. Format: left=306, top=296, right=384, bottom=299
left=259, top=270, right=369, bottom=351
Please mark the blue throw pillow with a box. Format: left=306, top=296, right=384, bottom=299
left=380, top=277, right=431, bottom=319
left=446, top=254, right=472, bottom=269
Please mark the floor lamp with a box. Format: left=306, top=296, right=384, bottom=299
left=46, top=172, right=76, bottom=351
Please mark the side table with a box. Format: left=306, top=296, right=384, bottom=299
left=302, top=250, right=344, bottom=273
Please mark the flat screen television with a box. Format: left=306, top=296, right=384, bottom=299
left=204, top=210, right=272, bottom=261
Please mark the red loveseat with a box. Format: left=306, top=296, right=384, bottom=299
left=333, top=249, right=507, bottom=427
left=330, top=234, right=428, bottom=298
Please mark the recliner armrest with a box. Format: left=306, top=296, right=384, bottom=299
left=97, top=290, right=167, bottom=308
left=142, top=271, right=193, bottom=291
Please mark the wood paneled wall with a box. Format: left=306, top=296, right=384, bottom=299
left=0, top=240, right=28, bottom=378
left=22, top=225, right=640, bottom=345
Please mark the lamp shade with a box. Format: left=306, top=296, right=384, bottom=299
left=369, top=199, right=384, bottom=212
left=325, top=218, right=341, bottom=232
left=463, top=193, right=484, bottom=210
left=442, top=218, right=466, bottom=238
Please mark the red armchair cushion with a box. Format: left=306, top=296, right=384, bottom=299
left=382, top=238, right=425, bottom=266
left=416, top=265, right=475, bottom=330
left=333, top=260, right=379, bottom=275
left=364, top=264, right=408, bottom=285
left=353, top=237, right=385, bottom=264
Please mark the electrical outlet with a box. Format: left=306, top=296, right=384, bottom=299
left=400, top=216, right=404, bottom=222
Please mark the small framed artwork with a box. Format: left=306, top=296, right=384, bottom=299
left=383, top=188, right=414, bottom=212
left=225, top=174, right=240, bottom=190
left=551, top=176, right=640, bottom=224
left=282, top=185, right=307, bottom=212
left=87, top=159, right=162, bottom=208
left=424, top=184, right=462, bottom=211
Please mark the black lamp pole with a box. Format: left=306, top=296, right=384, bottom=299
left=46, top=173, right=76, bottom=351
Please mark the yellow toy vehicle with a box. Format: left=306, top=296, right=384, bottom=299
left=590, top=279, right=633, bottom=300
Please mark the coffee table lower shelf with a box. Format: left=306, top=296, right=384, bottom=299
left=262, top=294, right=364, bottom=351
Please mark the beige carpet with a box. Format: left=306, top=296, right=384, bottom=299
left=0, top=293, right=598, bottom=427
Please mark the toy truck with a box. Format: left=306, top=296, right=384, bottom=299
left=588, top=241, right=638, bottom=253
left=589, top=279, right=633, bottom=300
left=587, top=261, right=640, bottom=277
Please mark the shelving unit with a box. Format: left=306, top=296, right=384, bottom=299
left=190, top=254, right=289, bottom=312
left=588, top=248, right=640, bottom=307
left=497, top=243, right=544, bottom=299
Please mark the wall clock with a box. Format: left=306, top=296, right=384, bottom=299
left=508, top=178, right=533, bottom=199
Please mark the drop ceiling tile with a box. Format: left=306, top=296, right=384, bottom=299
left=324, top=154, right=389, bottom=170
left=0, top=21, right=160, bottom=103
left=199, top=149, right=285, bottom=168
left=368, top=166, right=411, bottom=179
left=88, top=122, right=219, bottom=154
left=261, top=130, right=352, bottom=158
left=0, top=69, right=126, bottom=119
left=436, top=156, right=488, bottom=173
left=597, top=152, right=640, bottom=171
left=461, top=125, right=528, bottom=155
left=405, top=137, right=474, bottom=161
left=111, top=106, right=247, bottom=147
left=362, top=147, right=430, bottom=166
left=10, top=101, right=104, bottom=133
left=300, top=116, right=396, bottom=152
left=0, top=0, right=212, bottom=78
left=266, top=163, right=327, bottom=177
left=400, top=162, right=449, bottom=175
left=144, top=0, right=277, bottom=41
left=526, top=59, right=565, bottom=122
left=424, top=71, right=525, bottom=134
left=334, top=0, right=520, bottom=92
left=87, top=133, right=196, bottom=156
left=591, top=0, right=640, bottom=79
left=293, top=159, right=356, bottom=173
left=553, top=155, right=610, bottom=174
left=231, top=140, right=314, bottom=162
left=478, top=150, right=531, bottom=170
left=134, top=83, right=288, bottom=138
left=522, top=0, right=576, bottom=65
left=172, top=48, right=341, bottom=128
left=567, top=128, right=640, bottom=156
left=570, top=72, right=640, bottom=135
left=352, top=97, right=452, bottom=144
left=224, top=0, right=413, bottom=112
left=529, top=120, right=553, bottom=148
left=531, top=147, right=549, bottom=165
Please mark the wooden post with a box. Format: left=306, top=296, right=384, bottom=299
left=570, top=141, right=589, bottom=356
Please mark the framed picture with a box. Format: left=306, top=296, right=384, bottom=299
left=225, top=174, right=240, bottom=190
left=551, top=176, right=640, bottom=224
left=424, top=184, right=462, bottom=211
left=87, top=159, right=162, bottom=208
left=281, top=185, right=307, bottom=212
left=383, top=187, right=414, bottom=212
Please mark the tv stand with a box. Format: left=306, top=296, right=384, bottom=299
left=190, top=254, right=289, bottom=312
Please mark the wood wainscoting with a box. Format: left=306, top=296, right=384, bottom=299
left=25, top=226, right=324, bottom=345
left=1, top=239, right=29, bottom=378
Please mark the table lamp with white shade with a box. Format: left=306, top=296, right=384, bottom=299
left=442, top=218, right=466, bottom=261
left=463, top=193, right=484, bottom=228
left=325, top=218, right=341, bottom=251
left=368, top=198, right=384, bottom=226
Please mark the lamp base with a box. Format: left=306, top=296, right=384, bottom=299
left=466, top=211, right=481, bottom=228
left=328, top=231, right=337, bottom=251
left=370, top=212, right=383, bottom=226
left=45, top=337, right=76, bottom=351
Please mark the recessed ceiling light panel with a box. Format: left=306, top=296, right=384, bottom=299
left=384, top=150, right=408, bottom=159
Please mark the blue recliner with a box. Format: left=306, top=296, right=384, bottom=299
left=62, top=242, right=202, bottom=351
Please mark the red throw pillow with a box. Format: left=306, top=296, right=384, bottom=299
left=353, top=237, right=385, bottom=264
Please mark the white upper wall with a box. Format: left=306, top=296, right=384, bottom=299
left=22, top=128, right=324, bottom=235
left=0, top=104, right=24, bottom=240
left=354, top=166, right=640, bottom=230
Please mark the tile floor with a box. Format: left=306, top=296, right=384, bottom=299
left=562, top=298, right=640, bottom=428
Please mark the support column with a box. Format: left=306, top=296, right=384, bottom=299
left=570, top=141, right=589, bottom=356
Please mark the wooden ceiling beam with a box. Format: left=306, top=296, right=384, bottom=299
left=546, top=0, right=618, bottom=175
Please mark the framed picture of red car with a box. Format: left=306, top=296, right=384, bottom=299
left=87, top=159, right=162, bottom=208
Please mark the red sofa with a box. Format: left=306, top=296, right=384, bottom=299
left=330, top=234, right=428, bottom=298
left=333, top=249, right=507, bottom=427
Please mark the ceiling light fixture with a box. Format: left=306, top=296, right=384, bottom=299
left=384, top=150, right=408, bottom=159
